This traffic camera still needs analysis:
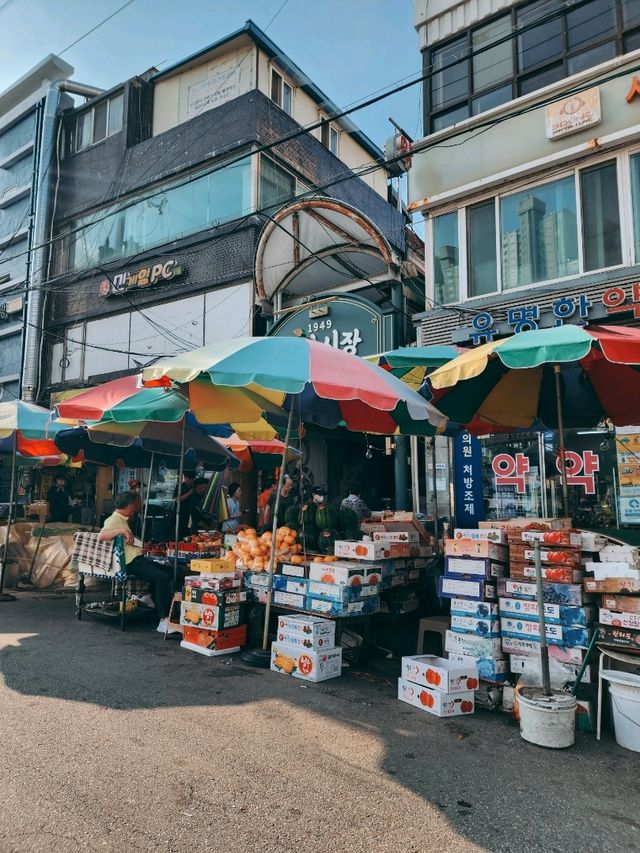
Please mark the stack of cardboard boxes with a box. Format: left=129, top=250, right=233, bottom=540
left=584, top=543, right=640, bottom=651
left=439, top=530, right=509, bottom=686
left=398, top=654, right=477, bottom=717
left=179, top=558, right=248, bottom=656
left=270, top=614, right=342, bottom=682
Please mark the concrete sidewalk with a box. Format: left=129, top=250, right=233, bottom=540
left=0, top=592, right=637, bottom=853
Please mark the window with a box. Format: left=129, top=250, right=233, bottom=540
left=468, top=201, right=497, bottom=296
left=500, top=176, right=578, bottom=288
left=68, top=92, right=124, bottom=154
left=270, top=69, right=293, bottom=116
left=259, top=156, right=296, bottom=210
left=433, top=212, right=459, bottom=304
left=321, top=121, right=339, bottom=155
left=66, top=156, right=253, bottom=273
left=631, top=154, right=640, bottom=262
left=426, top=1, right=640, bottom=134
left=581, top=161, right=622, bottom=271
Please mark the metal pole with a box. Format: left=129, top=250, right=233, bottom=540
left=612, top=465, right=620, bottom=530
left=262, top=404, right=295, bottom=651
left=141, top=452, right=154, bottom=543
left=431, top=437, right=439, bottom=555
left=410, top=435, right=420, bottom=515
left=538, top=432, right=548, bottom=518
left=0, top=431, right=18, bottom=599
left=173, top=419, right=187, bottom=591
left=27, top=517, right=46, bottom=585
left=534, top=539, right=552, bottom=696
left=553, top=365, right=569, bottom=518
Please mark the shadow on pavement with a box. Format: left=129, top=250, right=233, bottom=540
left=0, top=592, right=638, bottom=853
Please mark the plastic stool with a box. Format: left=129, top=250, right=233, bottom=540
left=416, top=615, right=451, bottom=656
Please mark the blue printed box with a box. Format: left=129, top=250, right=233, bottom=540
left=497, top=577, right=585, bottom=606
left=500, top=617, right=590, bottom=649
left=306, top=580, right=378, bottom=603
left=306, top=595, right=380, bottom=617
left=498, top=597, right=595, bottom=627
left=450, top=614, right=501, bottom=636
left=272, top=575, right=308, bottom=596
left=444, top=556, right=507, bottom=579
left=450, top=598, right=499, bottom=619
left=448, top=653, right=509, bottom=682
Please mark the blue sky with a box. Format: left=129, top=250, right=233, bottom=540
left=0, top=0, right=423, bottom=151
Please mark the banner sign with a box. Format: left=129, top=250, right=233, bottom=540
left=454, top=431, right=484, bottom=526
left=617, top=429, right=640, bottom=525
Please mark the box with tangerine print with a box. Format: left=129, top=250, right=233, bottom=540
left=182, top=624, right=247, bottom=651
left=397, top=678, right=474, bottom=717
left=401, top=655, right=478, bottom=693
left=308, top=561, right=369, bottom=586
left=270, top=643, right=342, bottom=682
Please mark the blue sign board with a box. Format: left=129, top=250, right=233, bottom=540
left=453, top=431, right=485, bottom=527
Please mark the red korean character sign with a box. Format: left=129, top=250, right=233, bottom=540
left=602, top=283, right=640, bottom=319
left=492, top=453, right=530, bottom=494
left=556, top=450, right=599, bottom=494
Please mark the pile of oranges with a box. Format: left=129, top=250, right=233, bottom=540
left=229, top=527, right=303, bottom=571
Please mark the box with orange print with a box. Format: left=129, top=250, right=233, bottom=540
left=401, top=655, right=478, bottom=694
left=270, top=643, right=342, bottom=682
left=397, top=678, right=475, bottom=717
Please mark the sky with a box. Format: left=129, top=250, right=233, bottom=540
left=0, top=0, right=424, bottom=152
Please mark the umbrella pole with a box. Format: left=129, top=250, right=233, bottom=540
left=534, top=539, right=552, bottom=696
left=553, top=364, right=569, bottom=518
left=0, top=431, right=18, bottom=600
left=262, top=405, right=295, bottom=652
left=173, top=420, right=186, bottom=591
left=141, top=452, right=154, bottom=544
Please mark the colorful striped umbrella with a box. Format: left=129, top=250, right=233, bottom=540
left=427, top=325, right=640, bottom=431
left=217, top=433, right=301, bottom=472
left=0, top=401, right=65, bottom=440
left=366, top=345, right=465, bottom=391
left=200, top=471, right=229, bottom=522
left=142, top=337, right=447, bottom=436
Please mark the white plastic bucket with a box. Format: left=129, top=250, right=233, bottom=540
left=601, top=670, right=640, bottom=753
left=518, top=686, right=576, bottom=748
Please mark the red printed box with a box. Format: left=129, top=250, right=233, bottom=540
left=445, top=539, right=508, bottom=562
left=398, top=678, right=474, bottom=717
left=519, top=530, right=583, bottom=548
left=401, top=655, right=478, bottom=693
left=509, top=544, right=582, bottom=567
left=509, top=562, right=583, bottom=584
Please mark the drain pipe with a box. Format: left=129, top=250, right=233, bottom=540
left=21, top=79, right=104, bottom=402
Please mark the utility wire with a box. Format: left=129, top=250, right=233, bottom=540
left=58, top=0, right=137, bottom=57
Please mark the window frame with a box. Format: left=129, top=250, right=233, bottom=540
left=270, top=67, right=294, bottom=116
left=429, top=150, right=634, bottom=307
left=425, top=0, right=640, bottom=134
left=68, top=91, right=125, bottom=155
left=320, top=117, right=340, bottom=155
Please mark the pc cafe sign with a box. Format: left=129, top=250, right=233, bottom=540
left=492, top=450, right=600, bottom=494
left=99, top=258, right=186, bottom=296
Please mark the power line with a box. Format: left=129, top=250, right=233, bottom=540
left=58, top=0, right=137, bottom=57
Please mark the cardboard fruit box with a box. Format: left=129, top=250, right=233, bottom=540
left=444, top=539, right=508, bottom=562
left=334, top=540, right=400, bottom=561
left=372, top=528, right=420, bottom=544
left=584, top=562, right=640, bottom=581
left=444, top=556, right=507, bottom=579
left=501, top=635, right=585, bottom=664
left=479, top=518, right=572, bottom=530
left=270, top=643, right=342, bottom=682
left=500, top=617, right=590, bottom=648
left=444, top=630, right=503, bottom=659
left=272, top=575, right=308, bottom=596
left=510, top=654, right=590, bottom=686
left=182, top=585, right=247, bottom=606
left=438, top=576, right=497, bottom=601
left=450, top=598, right=499, bottom=618
left=509, top=544, right=582, bottom=567
left=498, top=597, right=595, bottom=627
left=306, top=580, right=378, bottom=603
left=450, top=614, right=501, bottom=636
left=497, top=577, right=586, bottom=606
left=596, top=623, right=640, bottom=651
left=397, top=678, right=474, bottom=717
left=183, top=574, right=241, bottom=591
left=599, top=545, right=640, bottom=565
left=519, top=529, right=582, bottom=548
left=272, top=590, right=306, bottom=609
left=602, top=595, right=640, bottom=614
left=306, top=595, right=380, bottom=617
left=584, top=577, right=640, bottom=594
left=189, top=558, right=236, bottom=575
left=276, top=614, right=335, bottom=641
left=180, top=601, right=243, bottom=630
left=599, top=608, right=640, bottom=630
left=448, top=653, right=509, bottom=682
left=401, top=655, right=479, bottom=693
left=308, top=561, right=371, bottom=586
left=509, top=562, right=583, bottom=584
left=454, top=527, right=507, bottom=544
left=181, top=624, right=247, bottom=654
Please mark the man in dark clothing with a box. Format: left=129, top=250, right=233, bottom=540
left=170, top=471, right=196, bottom=539
left=46, top=476, right=72, bottom=523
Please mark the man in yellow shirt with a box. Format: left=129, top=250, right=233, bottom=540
left=99, top=491, right=172, bottom=632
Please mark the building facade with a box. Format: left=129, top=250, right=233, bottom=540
left=410, top=0, right=640, bottom=526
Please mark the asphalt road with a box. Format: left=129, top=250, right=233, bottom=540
left=0, top=592, right=638, bottom=853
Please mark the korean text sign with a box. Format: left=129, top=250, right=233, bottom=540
left=454, top=431, right=484, bottom=526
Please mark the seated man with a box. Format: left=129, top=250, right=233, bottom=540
left=98, top=491, right=172, bottom=633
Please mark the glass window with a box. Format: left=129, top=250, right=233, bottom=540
left=329, top=125, right=339, bottom=155
left=259, top=156, right=295, bottom=210
left=472, top=83, right=513, bottom=115
left=631, top=154, right=640, bottom=262
left=431, top=37, right=469, bottom=111
left=282, top=82, right=293, bottom=116
left=93, top=101, right=107, bottom=144
left=519, top=64, right=564, bottom=96
left=472, top=15, right=512, bottom=92
left=622, top=0, right=640, bottom=27
left=468, top=201, right=497, bottom=296
left=624, top=31, right=640, bottom=53
left=500, top=176, right=578, bottom=289
left=433, top=212, right=460, bottom=304
left=581, top=161, right=622, bottom=271
left=432, top=103, right=470, bottom=132
left=567, top=40, right=616, bottom=75
left=108, top=93, right=124, bottom=135
left=567, top=0, right=615, bottom=50
left=517, top=0, right=563, bottom=71
left=76, top=112, right=92, bottom=150
left=271, top=70, right=282, bottom=105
